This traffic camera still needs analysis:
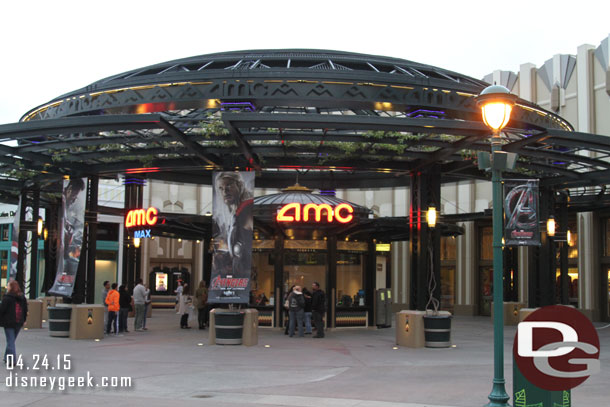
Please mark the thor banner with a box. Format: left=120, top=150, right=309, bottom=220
left=209, top=171, right=254, bottom=304
left=504, top=179, right=541, bottom=246
left=49, top=178, right=88, bottom=297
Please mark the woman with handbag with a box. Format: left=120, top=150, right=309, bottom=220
left=0, top=280, right=28, bottom=363
left=283, top=285, right=295, bottom=335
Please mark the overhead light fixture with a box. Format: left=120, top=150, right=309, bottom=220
left=426, top=206, right=437, bottom=228
left=547, top=216, right=556, bottom=237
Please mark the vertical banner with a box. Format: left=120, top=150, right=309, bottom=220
left=209, top=172, right=254, bottom=303
left=504, top=179, right=540, bottom=246
left=8, top=197, right=22, bottom=281
left=49, top=178, right=88, bottom=297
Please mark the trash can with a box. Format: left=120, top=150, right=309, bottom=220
left=214, top=311, right=245, bottom=345
left=423, top=314, right=452, bottom=348
left=48, top=305, right=73, bottom=337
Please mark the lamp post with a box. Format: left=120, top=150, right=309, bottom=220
left=476, top=85, right=517, bottom=407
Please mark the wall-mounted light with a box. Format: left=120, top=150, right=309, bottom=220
left=547, top=216, right=556, bottom=237
left=37, top=218, right=44, bottom=236
left=133, top=238, right=141, bottom=248
left=426, top=206, right=437, bottom=228
left=567, top=229, right=572, bottom=246
left=178, top=238, right=182, bottom=243
left=43, top=228, right=48, bottom=241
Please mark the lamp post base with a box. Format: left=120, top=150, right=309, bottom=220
left=485, top=379, right=511, bottom=407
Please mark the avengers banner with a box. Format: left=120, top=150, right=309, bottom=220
left=209, top=172, right=254, bottom=304
left=49, top=178, right=87, bottom=297
left=504, top=179, right=541, bottom=246
left=8, top=197, right=22, bottom=281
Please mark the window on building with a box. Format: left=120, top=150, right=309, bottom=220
left=251, top=251, right=274, bottom=306
left=480, top=226, right=493, bottom=261
left=0, top=225, right=9, bottom=242
left=282, top=251, right=327, bottom=295
left=337, top=252, right=364, bottom=307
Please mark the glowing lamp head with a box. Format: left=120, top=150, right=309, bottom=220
left=133, top=237, right=141, bottom=248
left=426, top=206, right=437, bottom=228
left=476, top=85, right=517, bottom=132
left=37, top=218, right=44, bottom=236
left=547, top=216, right=556, bottom=237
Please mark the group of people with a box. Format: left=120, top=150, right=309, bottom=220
left=175, top=280, right=209, bottom=329
left=284, top=282, right=326, bottom=338
left=102, top=278, right=151, bottom=334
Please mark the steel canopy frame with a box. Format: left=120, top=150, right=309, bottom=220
left=0, top=49, right=608, bottom=207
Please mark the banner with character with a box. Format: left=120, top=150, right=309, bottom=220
left=209, top=172, right=254, bottom=303
left=49, top=178, right=87, bottom=297
left=504, top=179, right=540, bottom=246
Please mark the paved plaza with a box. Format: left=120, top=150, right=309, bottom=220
left=0, top=310, right=608, bottom=407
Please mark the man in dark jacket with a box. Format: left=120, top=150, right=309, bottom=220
left=288, top=285, right=305, bottom=337
left=0, top=280, right=28, bottom=363
left=311, top=282, right=326, bottom=338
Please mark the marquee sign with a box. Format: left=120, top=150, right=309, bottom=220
left=126, top=207, right=159, bottom=228
left=276, top=203, right=354, bottom=224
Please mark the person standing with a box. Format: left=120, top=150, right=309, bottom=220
left=311, top=282, right=326, bottom=338
left=142, top=287, right=151, bottom=330
left=195, top=281, right=208, bottom=329
left=118, top=285, right=131, bottom=333
left=101, top=280, right=110, bottom=329
left=283, top=285, right=295, bottom=335
left=178, top=283, right=191, bottom=329
left=174, top=280, right=183, bottom=313
left=133, top=278, right=149, bottom=331
left=0, top=280, right=28, bottom=363
left=288, top=285, right=305, bottom=338
left=105, top=283, right=120, bottom=335
left=302, top=287, right=313, bottom=335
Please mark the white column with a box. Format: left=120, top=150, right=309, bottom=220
left=577, top=44, right=596, bottom=134
left=519, top=63, right=537, bottom=102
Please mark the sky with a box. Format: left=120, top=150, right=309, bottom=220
left=0, top=0, right=608, bottom=125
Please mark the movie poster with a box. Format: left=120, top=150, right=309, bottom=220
left=209, top=172, right=254, bottom=304
left=504, top=179, right=541, bottom=246
left=49, top=178, right=88, bottom=297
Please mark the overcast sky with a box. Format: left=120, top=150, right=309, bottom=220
left=0, top=0, right=607, bottom=125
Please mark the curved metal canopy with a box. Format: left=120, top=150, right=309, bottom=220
left=0, top=49, right=608, bottom=204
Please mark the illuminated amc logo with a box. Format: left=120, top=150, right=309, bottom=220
left=276, top=203, right=354, bottom=224
left=126, top=207, right=159, bottom=228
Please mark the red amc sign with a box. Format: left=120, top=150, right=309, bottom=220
left=276, top=203, right=354, bottom=224
left=126, top=207, right=159, bottom=228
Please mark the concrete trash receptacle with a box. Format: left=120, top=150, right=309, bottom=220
left=518, top=307, right=539, bottom=323
left=41, top=297, right=58, bottom=321
left=69, top=305, right=104, bottom=340
left=395, top=310, right=426, bottom=348
left=242, top=309, right=259, bottom=346
left=24, top=300, right=43, bottom=329
left=48, top=305, right=73, bottom=337
left=492, top=302, right=526, bottom=325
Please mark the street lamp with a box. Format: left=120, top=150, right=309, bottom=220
left=476, top=84, right=516, bottom=407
